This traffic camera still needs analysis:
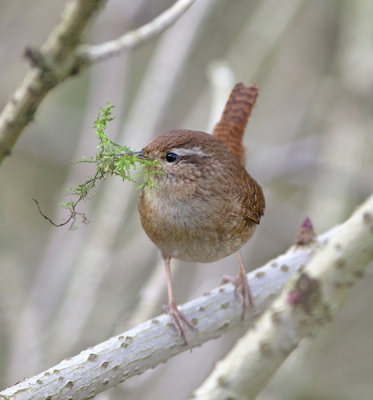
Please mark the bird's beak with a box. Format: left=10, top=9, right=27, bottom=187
left=119, top=150, right=146, bottom=158
left=133, top=151, right=145, bottom=158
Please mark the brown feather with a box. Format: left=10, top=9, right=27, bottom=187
left=213, top=83, right=259, bottom=167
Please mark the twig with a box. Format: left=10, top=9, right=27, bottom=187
left=191, top=194, right=373, bottom=400
left=77, top=0, right=197, bottom=64
left=0, top=224, right=338, bottom=400
left=33, top=198, right=90, bottom=229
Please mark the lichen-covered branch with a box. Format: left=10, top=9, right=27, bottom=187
left=0, top=0, right=197, bottom=165
left=0, top=225, right=337, bottom=400
left=191, top=194, right=373, bottom=400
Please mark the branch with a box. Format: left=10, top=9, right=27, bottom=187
left=0, top=0, right=197, bottom=165
left=0, top=225, right=337, bottom=400
left=77, top=0, right=197, bottom=64
left=0, top=0, right=107, bottom=163
left=3, top=194, right=370, bottom=400
left=191, top=194, right=373, bottom=400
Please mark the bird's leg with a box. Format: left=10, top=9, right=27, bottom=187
left=235, top=249, right=255, bottom=318
left=221, top=250, right=254, bottom=320
left=162, top=254, right=196, bottom=346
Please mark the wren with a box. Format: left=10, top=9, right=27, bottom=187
left=137, top=83, right=265, bottom=345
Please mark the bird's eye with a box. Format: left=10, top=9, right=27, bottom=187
left=165, top=152, right=179, bottom=163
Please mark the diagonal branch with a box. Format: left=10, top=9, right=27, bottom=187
left=191, top=194, right=373, bottom=400
left=0, top=0, right=197, bottom=165
left=3, top=196, right=370, bottom=400
left=77, top=0, right=197, bottom=64
left=0, top=224, right=339, bottom=400
left=0, top=0, right=107, bottom=163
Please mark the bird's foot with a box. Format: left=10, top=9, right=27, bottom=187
left=162, top=300, right=196, bottom=347
left=221, top=271, right=254, bottom=320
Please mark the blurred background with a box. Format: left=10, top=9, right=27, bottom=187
left=1, top=0, right=373, bottom=399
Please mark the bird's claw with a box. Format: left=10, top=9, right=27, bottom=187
left=221, top=272, right=254, bottom=320
left=163, top=301, right=196, bottom=347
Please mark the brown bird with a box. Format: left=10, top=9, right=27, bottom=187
left=137, top=83, right=265, bottom=345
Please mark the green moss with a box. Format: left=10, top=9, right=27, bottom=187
left=48, top=103, right=161, bottom=229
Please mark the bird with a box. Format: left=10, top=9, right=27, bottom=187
left=137, top=83, right=265, bottom=345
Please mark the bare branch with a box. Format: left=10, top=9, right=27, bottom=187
left=0, top=225, right=337, bottom=400
left=0, top=0, right=107, bottom=163
left=77, top=0, right=197, bottom=64
left=0, top=0, right=197, bottom=165
left=191, top=194, right=373, bottom=400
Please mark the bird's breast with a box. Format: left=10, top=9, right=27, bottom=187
left=138, top=186, right=256, bottom=263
